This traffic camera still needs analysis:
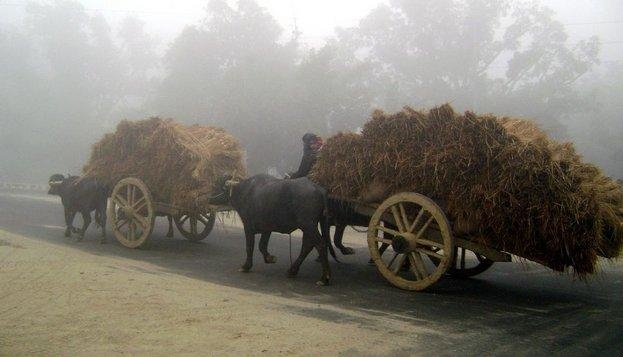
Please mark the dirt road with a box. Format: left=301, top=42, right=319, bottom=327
left=1, top=189, right=622, bottom=355
left=0, top=229, right=428, bottom=355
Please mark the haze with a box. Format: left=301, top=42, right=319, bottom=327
left=1, top=0, right=622, bottom=182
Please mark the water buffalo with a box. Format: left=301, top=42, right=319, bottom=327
left=220, top=174, right=331, bottom=285
left=48, top=174, right=108, bottom=243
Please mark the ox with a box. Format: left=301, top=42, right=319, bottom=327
left=48, top=174, right=108, bottom=243
left=219, top=174, right=331, bottom=285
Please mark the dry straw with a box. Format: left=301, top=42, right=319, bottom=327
left=310, top=104, right=623, bottom=276
left=83, top=117, right=246, bottom=212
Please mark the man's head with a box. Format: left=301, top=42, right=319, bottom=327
left=302, top=133, right=323, bottom=151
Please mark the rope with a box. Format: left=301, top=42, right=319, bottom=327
left=289, top=233, right=293, bottom=266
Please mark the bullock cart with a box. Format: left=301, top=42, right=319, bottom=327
left=83, top=117, right=246, bottom=249
left=107, top=177, right=232, bottom=248
left=331, top=192, right=511, bottom=291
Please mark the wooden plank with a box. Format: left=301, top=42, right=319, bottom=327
left=454, top=237, right=512, bottom=262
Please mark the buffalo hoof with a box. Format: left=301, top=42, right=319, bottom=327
left=239, top=264, right=252, bottom=273
left=64, top=230, right=71, bottom=237
left=166, top=232, right=174, bottom=238
left=316, top=277, right=330, bottom=286
left=287, top=269, right=298, bottom=278
left=71, top=227, right=80, bottom=234
left=340, top=247, right=355, bottom=255
left=264, top=255, right=277, bottom=264
left=368, top=258, right=375, bottom=266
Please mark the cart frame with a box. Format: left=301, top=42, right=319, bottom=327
left=107, top=177, right=231, bottom=248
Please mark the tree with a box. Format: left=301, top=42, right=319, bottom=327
left=334, top=0, right=599, bottom=134
left=0, top=1, right=158, bottom=181
left=154, top=0, right=302, bottom=173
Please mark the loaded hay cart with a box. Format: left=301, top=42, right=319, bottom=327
left=310, top=104, right=623, bottom=291
left=83, top=117, right=246, bottom=248
left=329, top=193, right=510, bottom=291
left=106, top=176, right=229, bottom=248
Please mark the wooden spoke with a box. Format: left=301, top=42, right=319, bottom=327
left=408, top=208, right=425, bottom=233
left=132, top=196, right=146, bottom=211
left=398, top=203, right=409, bottom=232
left=390, top=205, right=406, bottom=232
left=445, top=247, right=495, bottom=278
left=374, top=236, right=393, bottom=245
left=367, top=192, right=454, bottom=291
left=391, top=254, right=407, bottom=274
left=132, top=213, right=150, bottom=231
left=416, top=247, right=444, bottom=260
left=415, top=237, right=441, bottom=248
left=128, top=221, right=135, bottom=241
left=414, top=216, right=435, bottom=240
left=387, top=253, right=398, bottom=268
left=113, top=194, right=129, bottom=208
left=409, top=252, right=430, bottom=280
left=197, top=214, right=209, bottom=225
left=116, top=218, right=129, bottom=230
left=459, top=247, right=466, bottom=270
left=190, top=216, right=197, bottom=235
left=375, top=225, right=401, bottom=237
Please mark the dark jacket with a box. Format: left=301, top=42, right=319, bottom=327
left=289, top=146, right=318, bottom=179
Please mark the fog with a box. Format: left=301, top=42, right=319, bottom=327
left=1, top=0, right=622, bottom=183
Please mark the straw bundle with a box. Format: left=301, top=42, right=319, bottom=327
left=310, top=104, right=623, bottom=275
left=83, top=117, right=246, bottom=212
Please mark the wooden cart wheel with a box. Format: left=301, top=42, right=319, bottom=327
left=108, top=177, right=155, bottom=248
left=426, top=246, right=494, bottom=278
left=447, top=247, right=494, bottom=278
left=367, top=192, right=454, bottom=291
left=174, top=210, right=216, bottom=241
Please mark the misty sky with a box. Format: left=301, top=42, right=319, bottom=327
left=1, top=0, right=621, bottom=62
left=1, top=0, right=622, bottom=181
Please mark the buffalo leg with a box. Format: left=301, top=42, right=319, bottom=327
left=287, top=232, right=315, bottom=278
left=334, top=224, right=355, bottom=255
left=166, top=215, right=174, bottom=238
left=97, top=203, right=107, bottom=244
left=289, top=228, right=331, bottom=285
left=77, top=211, right=91, bottom=241
left=259, top=232, right=276, bottom=264
left=240, top=227, right=255, bottom=272
left=312, top=227, right=331, bottom=285
left=64, top=208, right=76, bottom=237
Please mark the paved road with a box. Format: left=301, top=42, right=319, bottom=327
left=1, top=188, right=622, bottom=355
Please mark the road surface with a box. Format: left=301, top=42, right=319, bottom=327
left=1, top=189, right=622, bottom=355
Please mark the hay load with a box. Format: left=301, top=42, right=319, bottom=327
left=310, top=104, right=623, bottom=276
left=83, top=118, right=246, bottom=211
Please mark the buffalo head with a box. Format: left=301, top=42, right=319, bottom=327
left=48, top=173, right=66, bottom=195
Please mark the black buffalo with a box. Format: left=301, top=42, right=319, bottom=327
left=220, top=174, right=331, bottom=285
left=48, top=174, right=108, bottom=243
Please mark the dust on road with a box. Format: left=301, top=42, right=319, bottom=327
left=0, top=229, right=438, bottom=356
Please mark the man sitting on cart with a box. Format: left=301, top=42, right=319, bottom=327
left=286, top=133, right=323, bottom=179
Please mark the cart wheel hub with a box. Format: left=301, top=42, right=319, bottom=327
left=391, top=233, right=416, bottom=253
